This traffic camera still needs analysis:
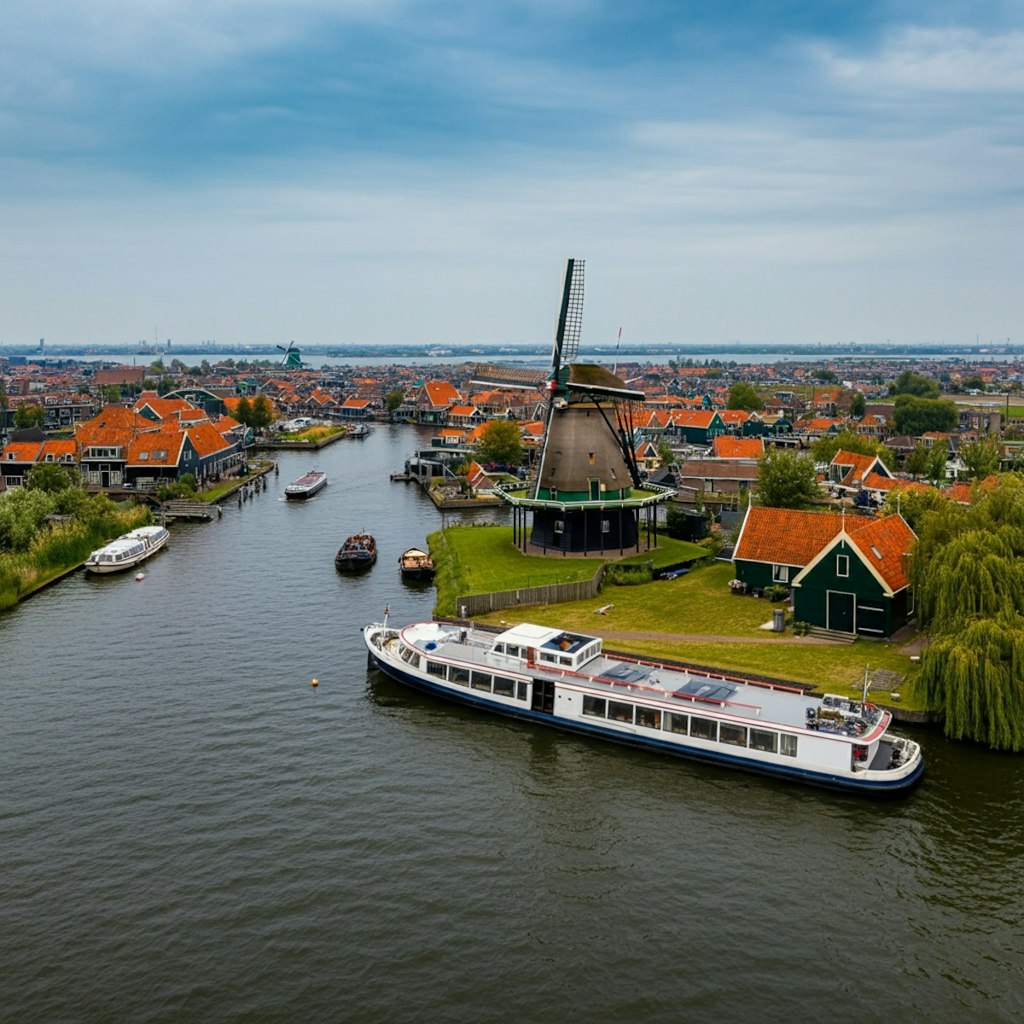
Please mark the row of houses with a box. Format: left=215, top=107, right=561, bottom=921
left=1, top=393, right=245, bottom=492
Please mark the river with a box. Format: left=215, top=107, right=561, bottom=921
left=2, top=425, right=1022, bottom=1024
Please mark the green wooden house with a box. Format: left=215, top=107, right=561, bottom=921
left=732, top=506, right=916, bottom=637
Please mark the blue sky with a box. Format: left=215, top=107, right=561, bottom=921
left=2, top=1, right=1023, bottom=349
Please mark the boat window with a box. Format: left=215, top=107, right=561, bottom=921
left=690, top=716, right=718, bottom=741
left=559, top=656, right=572, bottom=667
left=780, top=734, right=798, bottom=757
left=635, top=707, right=661, bottom=730
left=493, top=644, right=505, bottom=655
left=608, top=701, right=634, bottom=724
left=667, top=713, right=688, bottom=735
left=449, top=666, right=470, bottom=686
left=471, top=671, right=492, bottom=692
left=720, top=723, right=747, bottom=747
left=399, top=645, right=419, bottom=665
left=492, top=676, right=516, bottom=697
left=749, top=728, right=778, bottom=753
left=582, top=696, right=606, bottom=718
left=516, top=681, right=529, bottom=701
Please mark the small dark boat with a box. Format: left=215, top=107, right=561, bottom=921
left=399, top=547, right=435, bottom=581
left=285, top=470, right=327, bottom=500
left=335, top=533, right=377, bottom=572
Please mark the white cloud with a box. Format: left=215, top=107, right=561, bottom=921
left=815, top=27, right=1024, bottom=94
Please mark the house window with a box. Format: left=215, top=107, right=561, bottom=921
left=836, top=554, right=849, bottom=577
left=772, top=565, right=789, bottom=583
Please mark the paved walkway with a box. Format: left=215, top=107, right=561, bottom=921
left=595, top=628, right=846, bottom=646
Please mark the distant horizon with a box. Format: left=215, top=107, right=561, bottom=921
left=2, top=339, right=1021, bottom=363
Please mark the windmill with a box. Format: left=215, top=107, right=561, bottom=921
left=480, top=259, right=671, bottom=555
left=277, top=341, right=302, bottom=368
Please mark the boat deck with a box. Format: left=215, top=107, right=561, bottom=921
left=404, top=623, right=861, bottom=733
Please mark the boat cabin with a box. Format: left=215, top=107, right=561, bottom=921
left=489, top=624, right=602, bottom=672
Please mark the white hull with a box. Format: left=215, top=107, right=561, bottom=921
left=364, top=620, right=924, bottom=795
left=85, top=525, right=170, bottom=574
left=285, top=471, right=327, bottom=499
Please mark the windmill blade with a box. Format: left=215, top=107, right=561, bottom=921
left=552, top=258, right=584, bottom=375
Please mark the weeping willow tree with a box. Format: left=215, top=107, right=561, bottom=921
left=912, top=476, right=1024, bottom=750
left=919, top=616, right=1024, bottom=752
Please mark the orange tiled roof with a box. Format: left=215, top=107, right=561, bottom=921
left=735, top=507, right=847, bottom=566
left=846, top=515, right=915, bottom=592
left=713, top=436, right=763, bottom=459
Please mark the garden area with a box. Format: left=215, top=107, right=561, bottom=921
left=429, top=524, right=922, bottom=704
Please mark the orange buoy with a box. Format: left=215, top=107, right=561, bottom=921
left=311, top=677, right=319, bottom=688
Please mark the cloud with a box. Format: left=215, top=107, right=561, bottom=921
left=815, top=26, right=1024, bottom=94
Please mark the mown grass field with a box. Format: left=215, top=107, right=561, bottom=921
left=431, top=527, right=922, bottom=703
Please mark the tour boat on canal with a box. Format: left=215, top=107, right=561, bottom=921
left=85, top=524, right=170, bottom=574
left=363, top=618, right=924, bottom=795
left=284, top=470, right=327, bottom=500
left=336, top=533, right=378, bottom=572
left=399, top=547, right=436, bottom=581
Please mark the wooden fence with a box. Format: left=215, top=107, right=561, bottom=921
left=455, top=564, right=608, bottom=618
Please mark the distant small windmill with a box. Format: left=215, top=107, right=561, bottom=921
left=277, top=341, right=302, bottom=368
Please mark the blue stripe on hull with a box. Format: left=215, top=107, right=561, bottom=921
left=368, top=655, right=923, bottom=796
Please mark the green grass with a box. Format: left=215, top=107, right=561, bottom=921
left=467, top=557, right=922, bottom=703
left=430, top=525, right=707, bottom=617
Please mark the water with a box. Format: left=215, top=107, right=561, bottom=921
left=3, top=426, right=1023, bottom=1023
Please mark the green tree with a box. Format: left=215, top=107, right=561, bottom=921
left=251, top=394, right=275, bottom=431
left=908, top=476, right=1024, bottom=750
left=726, top=381, right=764, bottom=411
left=960, top=375, right=986, bottom=392
left=234, top=396, right=254, bottom=426
left=890, top=370, right=940, bottom=399
left=26, top=463, right=79, bottom=493
left=755, top=448, right=820, bottom=508
left=926, top=442, right=949, bottom=484
left=385, top=389, right=405, bottom=417
left=903, top=442, right=931, bottom=479
left=848, top=392, right=866, bottom=418
left=959, top=436, right=1000, bottom=481
left=657, top=440, right=676, bottom=467
left=14, top=404, right=46, bottom=429
left=812, top=369, right=838, bottom=382
left=892, top=394, right=958, bottom=436
left=475, top=419, right=523, bottom=467
left=880, top=484, right=948, bottom=531
left=810, top=431, right=892, bottom=468
left=101, top=384, right=122, bottom=404
left=0, top=379, right=7, bottom=411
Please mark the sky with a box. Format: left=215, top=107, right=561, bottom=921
left=2, top=1, right=1023, bottom=350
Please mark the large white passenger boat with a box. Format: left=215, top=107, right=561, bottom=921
left=284, top=470, right=327, bottom=500
left=84, top=525, right=170, bottom=574
left=364, top=619, right=924, bottom=795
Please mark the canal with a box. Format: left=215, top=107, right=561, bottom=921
left=2, top=424, right=1022, bottom=1023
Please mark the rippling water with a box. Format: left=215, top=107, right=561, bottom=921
left=2, top=426, right=1023, bottom=1023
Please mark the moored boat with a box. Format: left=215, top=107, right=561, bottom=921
left=363, top=618, right=924, bottom=795
left=284, top=470, right=327, bottom=500
left=336, top=533, right=377, bottom=572
left=85, top=524, right=170, bottom=574
left=399, top=547, right=435, bottom=581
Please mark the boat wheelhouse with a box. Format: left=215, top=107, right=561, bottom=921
left=284, top=470, right=327, bottom=500
left=85, top=524, right=170, bottom=574
left=363, top=619, right=923, bottom=795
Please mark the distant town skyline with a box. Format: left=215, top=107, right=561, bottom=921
left=3, top=2, right=1022, bottom=349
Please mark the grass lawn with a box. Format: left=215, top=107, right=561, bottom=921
left=469, top=558, right=922, bottom=704
left=430, top=525, right=707, bottom=617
